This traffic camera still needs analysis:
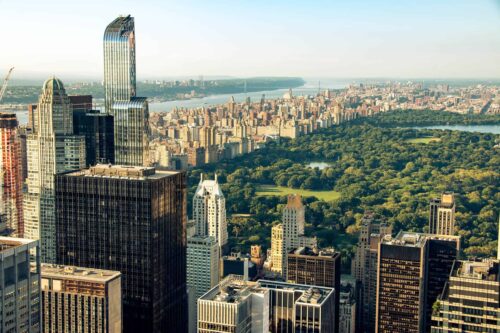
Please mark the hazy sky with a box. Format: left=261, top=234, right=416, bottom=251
left=1, top=0, right=499, bottom=80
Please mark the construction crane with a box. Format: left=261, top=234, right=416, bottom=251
left=0, top=67, right=14, bottom=103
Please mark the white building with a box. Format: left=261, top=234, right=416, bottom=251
left=270, top=195, right=316, bottom=277
left=23, top=78, right=85, bottom=263
left=193, top=174, right=228, bottom=250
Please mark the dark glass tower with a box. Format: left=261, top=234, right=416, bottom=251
left=55, top=165, right=188, bottom=333
left=375, top=232, right=460, bottom=333
left=287, top=247, right=341, bottom=333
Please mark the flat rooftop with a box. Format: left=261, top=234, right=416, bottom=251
left=454, top=260, right=499, bottom=282
left=0, top=236, right=37, bottom=252
left=381, top=231, right=460, bottom=248
left=289, top=246, right=339, bottom=258
left=63, top=164, right=180, bottom=180
left=200, top=276, right=264, bottom=304
left=41, top=264, right=121, bottom=283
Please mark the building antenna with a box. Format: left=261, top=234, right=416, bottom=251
left=318, top=80, right=321, bottom=95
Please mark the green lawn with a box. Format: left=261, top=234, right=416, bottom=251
left=406, top=137, right=441, bottom=144
left=256, top=185, right=341, bottom=201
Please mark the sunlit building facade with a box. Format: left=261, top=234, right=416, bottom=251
left=103, top=15, right=149, bottom=166
left=24, top=78, right=85, bottom=263
left=0, top=113, right=24, bottom=236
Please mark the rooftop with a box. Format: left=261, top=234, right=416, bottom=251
left=454, top=260, right=499, bottom=282
left=289, top=246, right=339, bottom=258
left=296, top=287, right=327, bottom=305
left=200, top=275, right=263, bottom=304
left=0, top=236, right=37, bottom=252
left=41, top=264, right=121, bottom=283
left=381, top=231, right=460, bottom=248
left=64, top=164, right=179, bottom=180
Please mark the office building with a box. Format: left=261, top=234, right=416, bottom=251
left=197, top=275, right=269, bottom=333
left=104, top=16, right=149, bottom=166
left=287, top=247, right=341, bottom=333
left=41, top=264, right=122, bottom=333
left=0, top=236, right=41, bottom=333
left=187, top=235, right=219, bottom=333
left=260, top=279, right=335, bottom=333
left=199, top=275, right=335, bottom=333
left=0, top=113, right=23, bottom=236
left=55, top=164, right=187, bottom=333
left=73, top=109, right=114, bottom=166
left=24, top=78, right=85, bottom=263
left=193, top=174, right=228, bottom=251
left=375, top=232, right=460, bottom=333
left=339, top=283, right=356, bottom=333
left=221, top=252, right=257, bottom=281
left=351, top=212, right=391, bottom=333
left=431, top=259, right=500, bottom=333
left=429, top=192, right=456, bottom=235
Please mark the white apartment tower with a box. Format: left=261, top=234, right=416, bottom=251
left=429, top=192, right=456, bottom=236
left=270, top=195, right=316, bottom=278
left=193, top=174, right=228, bottom=250
left=23, top=78, right=85, bottom=263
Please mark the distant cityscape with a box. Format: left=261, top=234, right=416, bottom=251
left=0, top=12, right=498, bottom=333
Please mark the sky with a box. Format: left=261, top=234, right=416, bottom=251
left=0, top=0, right=499, bottom=81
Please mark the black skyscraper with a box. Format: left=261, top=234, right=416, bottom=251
left=55, top=164, right=188, bottom=333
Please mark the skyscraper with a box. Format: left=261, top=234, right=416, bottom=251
left=103, top=15, right=149, bottom=166
left=24, top=78, right=85, bottom=263
left=375, top=232, right=460, bottom=333
left=431, top=259, right=500, bottom=333
left=103, top=16, right=136, bottom=112
left=351, top=212, right=391, bottom=333
left=0, top=113, right=24, bottom=236
left=41, top=264, right=122, bottom=333
left=270, top=195, right=317, bottom=278
left=73, top=109, right=114, bottom=166
left=55, top=164, right=187, bottom=333
left=192, top=174, right=228, bottom=251
left=429, top=192, right=456, bottom=235
left=287, top=247, right=341, bottom=333
left=0, top=236, right=41, bottom=333
left=186, top=235, right=219, bottom=333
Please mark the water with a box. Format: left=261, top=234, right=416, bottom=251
left=148, top=78, right=352, bottom=112
left=307, top=162, right=331, bottom=170
left=414, top=125, right=500, bottom=135
left=3, top=78, right=354, bottom=124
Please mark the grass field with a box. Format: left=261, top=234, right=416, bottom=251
left=256, top=185, right=341, bottom=201
left=406, top=137, right=442, bottom=144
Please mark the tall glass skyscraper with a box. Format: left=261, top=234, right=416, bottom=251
left=103, top=15, right=136, bottom=112
left=103, top=15, right=149, bottom=166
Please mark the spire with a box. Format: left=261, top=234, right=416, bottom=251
left=200, top=173, right=203, bottom=183
left=214, top=173, right=218, bottom=183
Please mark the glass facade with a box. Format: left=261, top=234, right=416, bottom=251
left=55, top=166, right=188, bottom=333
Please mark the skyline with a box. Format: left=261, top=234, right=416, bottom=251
left=1, top=0, right=499, bottom=81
